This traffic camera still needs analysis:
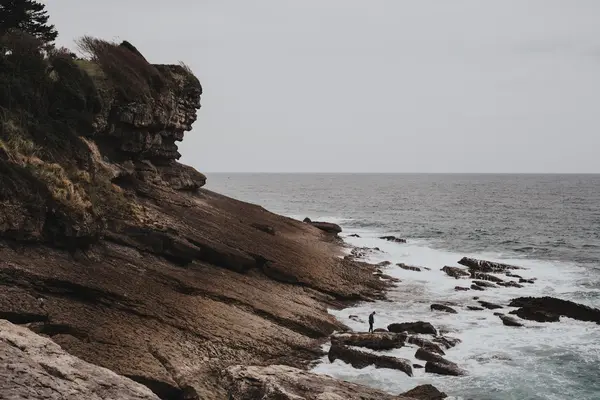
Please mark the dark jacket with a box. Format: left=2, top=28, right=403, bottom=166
left=369, top=314, right=374, bottom=324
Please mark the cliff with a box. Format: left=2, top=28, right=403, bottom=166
left=0, top=35, right=392, bottom=399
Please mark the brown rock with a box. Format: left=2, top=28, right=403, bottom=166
left=430, top=304, right=457, bottom=314
left=497, top=281, right=524, bottom=288
left=397, top=263, right=421, bottom=272
left=250, top=223, right=275, bottom=235
left=467, top=306, right=484, bottom=311
left=509, top=307, right=560, bottom=323
left=309, top=221, right=342, bottom=235
left=407, top=337, right=446, bottom=355
left=433, top=336, right=462, bottom=350
left=331, top=332, right=405, bottom=351
left=519, top=278, right=535, bottom=284
left=388, top=321, right=437, bottom=335
left=470, top=272, right=504, bottom=283
left=425, top=361, right=467, bottom=376
left=458, top=257, right=523, bottom=272
left=402, top=384, right=447, bottom=400
left=479, top=301, right=503, bottom=310
left=328, top=343, right=413, bottom=376
left=441, top=266, right=470, bottom=279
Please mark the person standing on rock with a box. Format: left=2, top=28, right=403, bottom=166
left=368, top=311, right=376, bottom=332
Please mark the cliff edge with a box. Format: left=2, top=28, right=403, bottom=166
left=0, top=35, right=390, bottom=399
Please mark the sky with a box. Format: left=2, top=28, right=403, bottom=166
left=47, top=0, right=600, bottom=173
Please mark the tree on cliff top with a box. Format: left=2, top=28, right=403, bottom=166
left=0, top=0, right=57, bottom=45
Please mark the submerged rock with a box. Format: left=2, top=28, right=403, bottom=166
left=509, top=297, right=600, bottom=324
left=498, top=281, right=524, bottom=288
left=388, top=321, right=437, bottom=335
left=0, top=320, right=160, bottom=400
left=328, top=343, right=413, bottom=376
left=458, top=257, right=523, bottom=272
left=331, top=332, right=405, bottom=351
left=519, top=278, right=535, bottom=284
left=442, top=266, right=470, bottom=279
left=478, top=301, right=503, bottom=310
left=467, top=306, right=484, bottom=311
left=472, top=280, right=497, bottom=288
left=430, top=304, right=458, bottom=314
left=224, top=365, right=443, bottom=400
left=455, top=286, right=470, bottom=291
left=470, top=284, right=485, bottom=291
left=379, top=236, right=407, bottom=243
left=398, top=263, right=422, bottom=272
left=509, top=307, right=560, bottom=323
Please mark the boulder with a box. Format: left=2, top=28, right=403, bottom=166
left=498, top=281, right=524, bottom=288
left=376, top=261, right=392, bottom=267
left=441, top=266, right=470, bottom=279
left=506, top=272, right=523, bottom=279
left=470, top=271, right=504, bottom=283
left=432, top=336, right=462, bottom=350
left=430, top=304, right=457, bottom=314
left=455, top=286, right=470, bottom=291
left=470, top=285, right=485, bottom=291
left=331, top=332, right=405, bottom=351
left=328, top=343, right=413, bottom=376
left=398, top=263, right=421, bottom=272
left=406, top=336, right=446, bottom=355
left=478, top=301, right=503, bottom=310
left=379, top=236, right=407, bottom=243
left=402, top=384, right=448, bottom=400
left=0, top=320, right=160, bottom=400
left=224, top=364, right=443, bottom=400
left=508, top=297, right=600, bottom=324
left=388, top=321, right=437, bottom=335
left=413, top=363, right=424, bottom=369
left=509, top=307, right=560, bottom=323
left=519, top=278, right=535, bottom=284
left=458, top=257, right=523, bottom=272
left=497, top=314, right=524, bottom=327
left=373, top=328, right=388, bottom=333
left=467, top=306, right=484, bottom=311
left=414, top=348, right=450, bottom=364
left=425, top=361, right=467, bottom=376
left=309, top=221, right=342, bottom=235
left=472, top=280, right=497, bottom=288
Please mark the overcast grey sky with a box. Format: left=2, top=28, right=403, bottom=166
left=47, top=1, right=600, bottom=173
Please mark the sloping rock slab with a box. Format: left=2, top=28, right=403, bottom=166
left=458, top=257, right=523, bottom=272
left=309, top=221, right=342, bottom=235
left=425, top=361, right=467, bottom=376
left=0, top=320, right=160, bottom=400
left=224, top=365, right=443, bottom=400
left=509, top=297, right=600, bottom=324
left=328, top=343, right=413, bottom=376
left=407, top=336, right=446, bottom=355
left=331, top=332, right=405, bottom=350
left=388, top=321, right=436, bottom=335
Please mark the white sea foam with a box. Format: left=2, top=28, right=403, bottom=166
left=312, top=229, right=600, bottom=400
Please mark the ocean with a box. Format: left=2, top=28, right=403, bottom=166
left=205, top=173, right=600, bottom=400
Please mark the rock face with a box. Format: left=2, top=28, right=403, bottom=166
left=0, top=320, right=160, bottom=400
left=458, top=257, right=523, bottom=272
left=430, top=304, right=457, bottom=314
left=331, top=332, right=405, bottom=350
left=328, top=343, right=413, bottom=376
left=224, top=365, right=443, bottom=400
left=0, top=40, right=391, bottom=400
left=509, top=297, right=600, bottom=324
left=388, top=321, right=437, bottom=335
left=442, top=266, right=470, bottom=279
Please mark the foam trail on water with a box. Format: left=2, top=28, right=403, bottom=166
left=312, top=229, right=600, bottom=400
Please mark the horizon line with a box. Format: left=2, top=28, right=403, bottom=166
left=201, top=171, right=600, bottom=175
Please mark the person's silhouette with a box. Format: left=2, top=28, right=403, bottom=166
left=368, top=311, right=376, bottom=332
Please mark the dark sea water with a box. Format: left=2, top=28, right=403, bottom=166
left=206, top=173, right=600, bottom=400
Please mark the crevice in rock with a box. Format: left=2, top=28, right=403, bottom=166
left=0, top=311, right=48, bottom=324
left=124, top=374, right=183, bottom=400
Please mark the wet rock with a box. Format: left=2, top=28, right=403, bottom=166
left=224, top=364, right=435, bottom=400
left=328, top=343, right=413, bottom=376
left=413, top=363, right=424, bottom=369
left=373, top=328, right=388, bottom=333
left=425, top=361, right=467, bottom=376
left=470, top=271, right=504, bottom=283
left=430, top=304, right=457, bottom=314
left=309, top=221, right=342, bottom=235
left=472, top=280, right=497, bottom=288
left=455, top=286, right=470, bottom=291
left=379, top=236, right=407, bottom=243
left=473, top=296, right=480, bottom=300
left=302, top=217, right=312, bottom=223
left=349, top=315, right=364, bottom=323
left=376, top=261, right=392, bottom=267
left=250, top=223, right=275, bottom=235
left=388, top=321, right=436, bottom=335
left=433, top=336, right=462, bottom=350
left=506, top=272, right=523, bottom=279
left=331, top=332, right=405, bottom=351
left=470, top=284, right=485, bottom=291
left=442, top=266, right=470, bottom=279
left=375, top=272, right=401, bottom=283
left=497, top=314, right=524, bottom=327
left=402, top=384, right=448, bottom=400
left=478, top=301, right=503, bottom=310
left=509, top=297, right=600, bottom=324
left=397, top=263, right=421, bottom=272
left=458, top=257, right=523, bottom=272
left=348, top=234, right=361, bottom=238
left=407, top=336, right=446, bottom=355
left=0, top=320, right=160, bottom=400
left=467, top=306, right=484, bottom=311
left=519, top=278, right=535, bottom=284
left=497, top=281, right=524, bottom=288
left=509, top=307, right=560, bottom=323
left=415, top=348, right=450, bottom=364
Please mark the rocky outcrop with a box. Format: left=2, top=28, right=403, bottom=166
left=398, top=263, right=422, bottom=272
left=407, top=336, right=446, bottom=355
left=497, top=314, right=524, bottom=327
left=425, top=361, right=467, bottom=376
left=0, top=320, right=160, bottom=400
left=328, top=343, right=413, bottom=376
left=458, top=257, right=523, bottom=272
left=430, top=304, right=457, bottom=314
left=388, top=321, right=437, bottom=335
left=497, top=281, right=524, bottom=288
left=441, top=266, right=470, bottom=279
left=509, top=307, right=560, bottom=323
left=379, top=236, right=407, bottom=243
left=472, top=280, right=497, bottom=289
left=479, top=301, right=503, bottom=310
left=470, top=272, right=504, bottom=283
left=509, top=297, right=600, bottom=324
left=331, top=332, right=405, bottom=350
left=433, top=336, right=461, bottom=350
left=305, top=220, right=342, bottom=235
left=467, top=306, right=484, bottom=311
left=470, top=285, right=485, bottom=291
left=224, top=365, right=444, bottom=400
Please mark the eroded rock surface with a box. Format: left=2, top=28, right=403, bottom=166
left=0, top=320, right=160, bottom=400
left=331, top=332, right=406, bottom=350
left=388, top=321, right=437, bottom=335
left=509, top=297, right=600, bottom=324
left=328, top=343, right=413, bottom=376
